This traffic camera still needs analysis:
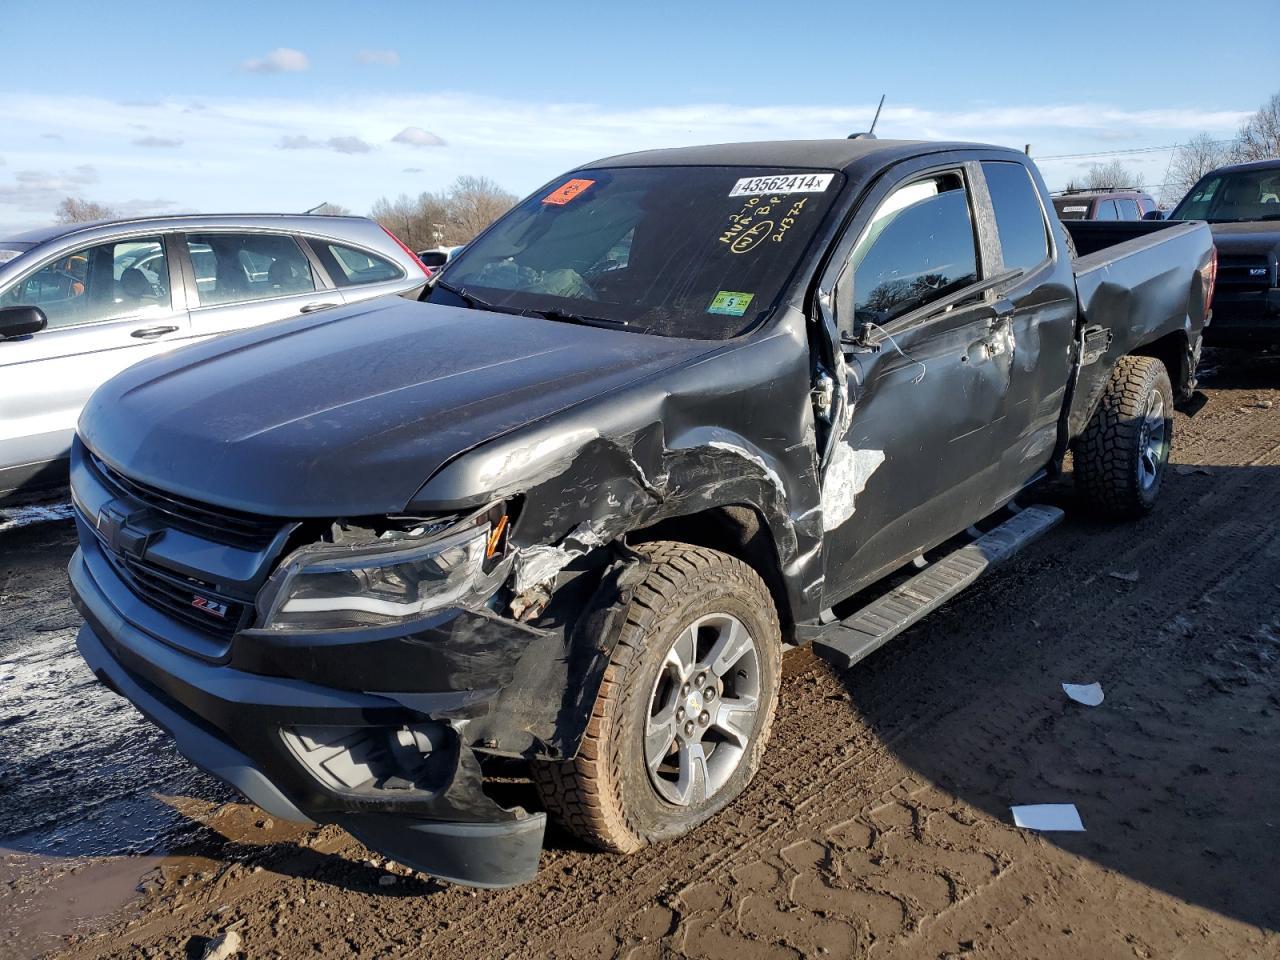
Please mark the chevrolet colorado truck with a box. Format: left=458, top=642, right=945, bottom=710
left=69, top=139, right=1215, bottom=888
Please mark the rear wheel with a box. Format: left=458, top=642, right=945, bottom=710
left=1073, top=355, right=1174, bottom=517
left=532, top=542, right=781, bottom=853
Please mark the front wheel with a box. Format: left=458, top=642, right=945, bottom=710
left=1073, top=355, right=1174, bottom=518
left=531, top=542, right=782, bottom=853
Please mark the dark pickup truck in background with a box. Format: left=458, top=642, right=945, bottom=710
left=1168, top=157, right=1280, bottom=348
left=68, top=139, right=1215, bottom=887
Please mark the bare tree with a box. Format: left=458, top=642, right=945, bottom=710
left=1231, top=92, right=1280, bottom=163
left=309, top=202, right=351, bottom=216
left=443, top=175, right=517, bottom=243
left=368, top=176, right=517, bottom=249
left=1071, top=160, right=1146, bottom=191
left=55, top=196, right=117, bottom=223
left=369, top=191, right=450, bottom=250
left=1164, top=133, right=1233, bottom=205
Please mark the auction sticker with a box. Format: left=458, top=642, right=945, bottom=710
left=708, top=291, right=755, bottom=316
left=729, top=172, right=834, bottom=197
left=543, top=178, right=595, bottom=205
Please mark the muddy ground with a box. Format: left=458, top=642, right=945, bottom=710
left=2, top=353, right=1279, bottom=960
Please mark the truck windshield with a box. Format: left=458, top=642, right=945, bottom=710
left=1169, top=168, right=1280, bottom=223
left=432, top=165, right=844, bottom=339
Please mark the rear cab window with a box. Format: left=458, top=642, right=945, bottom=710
left=433, top=166, right=845, bottom=340
left=982, top=161, right=1050, bottom=271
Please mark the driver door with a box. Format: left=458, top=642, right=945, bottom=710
left=819, top=164, right=1014, bottom=602
left=0, top=233, right=190, bottom=488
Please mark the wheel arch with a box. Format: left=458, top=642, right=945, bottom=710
left=1131, top=329, right=1193, bottom=399
left=628, top=503, right=794, bottom=639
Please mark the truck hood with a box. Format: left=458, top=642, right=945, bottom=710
left=1207, top=220, right=1280, bottom=257
left=79, top=297, right=713, bottom=517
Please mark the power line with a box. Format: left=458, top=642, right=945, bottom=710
left=1035, top=138, right=1235, bottom=162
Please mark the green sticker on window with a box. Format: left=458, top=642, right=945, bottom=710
left=707, top=291, right=754, bottom=316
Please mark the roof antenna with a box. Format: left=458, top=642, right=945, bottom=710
left=848, top=95, right=885, bottom=140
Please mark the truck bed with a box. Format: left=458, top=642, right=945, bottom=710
left=1061, top=219, right=1215, bottom=438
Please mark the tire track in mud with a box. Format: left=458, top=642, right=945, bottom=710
left=41, top=386, right=1280, bottom=960
left=515, top=394, right=1280, bottom=957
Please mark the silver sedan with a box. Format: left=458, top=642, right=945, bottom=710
left=0, top=213, right=429, bottom=498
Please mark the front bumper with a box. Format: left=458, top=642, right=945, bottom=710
left=70, top=546, right=546, bottom=888
left=1205, top=288, right=1280, bottom=347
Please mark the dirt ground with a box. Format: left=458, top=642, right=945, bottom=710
left=2, top=352, right=1279, bottom=960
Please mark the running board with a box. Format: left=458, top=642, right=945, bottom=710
left=810, top=504, right=1064, bottom=669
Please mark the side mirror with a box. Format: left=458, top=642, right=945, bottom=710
left=0, top=305, right=48, bottom=340
left=1142, top=210, right=1165, bottom=221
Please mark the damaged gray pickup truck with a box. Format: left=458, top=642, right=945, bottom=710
left=69, top=139, right=1216, bottom=887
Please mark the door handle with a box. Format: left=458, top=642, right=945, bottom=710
left=130, top=325, right=179, bottom=340
left=299, top=302, right=338, bottom=314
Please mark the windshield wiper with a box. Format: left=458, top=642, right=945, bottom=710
left=532, top=307, right=634, bottom=332
left=432, top=279, right=533, bottom=316
left=432, top=279, right=496, bottom=310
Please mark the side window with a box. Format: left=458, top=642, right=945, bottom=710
left=1116, top=198, right=1140, bottom=220
left=317, top=242, right=403, bottom=287
left=0, top=236, right=169, bottom=330
left=186, top=233, right=316, bottom=307
left=849, top=172, right=979, bottom=327
left=981, top=161, right=1050, bottom=271
left=1094, top=200, right=1119, bottom=221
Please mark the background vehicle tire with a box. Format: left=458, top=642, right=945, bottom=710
left=1073, top=355, right=1174, bottom=518
left=532, top=541, right=782, bottom=853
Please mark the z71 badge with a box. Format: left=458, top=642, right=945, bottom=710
left=191, top=595, right=229, bottom=618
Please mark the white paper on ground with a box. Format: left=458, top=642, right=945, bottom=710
left=1011, top=804, right=1085, bottom=832
left=1061, top=682, right=1105, bottom=706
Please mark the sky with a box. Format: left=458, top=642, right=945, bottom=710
left=1, top=0, right=1277, bottom=233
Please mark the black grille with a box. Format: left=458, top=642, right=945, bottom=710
left=89, top=453, right=284, bottom=550
left=102, top=547, right=250, bottom=640
left=1218, top=254, right=1273, bottom=292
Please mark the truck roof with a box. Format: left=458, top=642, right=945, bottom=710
left=1204, top=157, right=1280, bottom=176
left=581, top=138, right=1019, bottom=173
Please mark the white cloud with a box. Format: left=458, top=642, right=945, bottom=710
left=357, top=49, right=400, bottom=67
left=0, top=92, right=1255, bottom=230
left=279, top=134, right=373, bottom=154
left=392, top=126, right=446, bottom=147
left=132, top=136, right=183, bottom=148
left=0, top=164, right=100, bottom=211
left=242, top=48, right=309, bottom=74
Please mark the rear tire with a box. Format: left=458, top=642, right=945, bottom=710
left=532, top=542, right=782, bottom=853
left=1073, top=355, right=1174, bottom=518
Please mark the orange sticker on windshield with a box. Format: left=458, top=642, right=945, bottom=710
left=542, top=178, right=595, bottom=205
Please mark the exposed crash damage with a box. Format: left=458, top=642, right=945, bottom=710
left=69, top=139, right=1215, bottom=887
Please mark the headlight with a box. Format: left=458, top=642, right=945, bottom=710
left=261, top=514, right=509, bottom=631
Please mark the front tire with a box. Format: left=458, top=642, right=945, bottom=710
left=1073, top=355, right=1174, bottom=518
left=532, top=542, right=782, bottom=853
